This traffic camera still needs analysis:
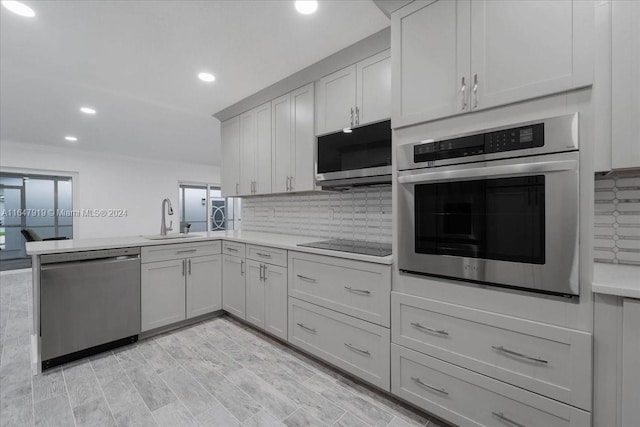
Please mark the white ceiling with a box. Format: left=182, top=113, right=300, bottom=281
left=0, top=1, right=389, bottom=166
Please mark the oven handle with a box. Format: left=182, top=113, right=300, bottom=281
left=397, top=159, right=577, bottom=185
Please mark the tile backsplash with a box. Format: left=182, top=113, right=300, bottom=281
left=240, top=187, right=392, bottom=243
left=594, top=173, right=640, bottom=265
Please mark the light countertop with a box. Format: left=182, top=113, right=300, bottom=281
left=593, top=262, right=640, bottom=299
left=26, top=230, right=393, bottom=265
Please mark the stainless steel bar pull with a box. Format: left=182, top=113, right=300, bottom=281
left=297, top=323, right=316, bottom=333
left=182, top=259, right=185, bottom=276
left=344, top=286, right=371, bottom=295
left=410, top=377, right=449, bottom=395
left=355, top=106, right=360, bottom=125
left=460, top=76, right=467, bottom=110
left=297, top=274, right=316, bottom=282
left=491, top=346, right=548, bottom=364
left=472, top=74, right=478, bottom=109
left=177, top=249, right=197, bottom=254
left=491, top=412, right=526, bottom=427
left=256, top=252, right=272, bottom=258
left=410, top=322, right=449, bottom=336
left=226, top=247, right=238, bottom=252
left=350, top=107, right=354, bottom=127
left=240, top=259, right=245, bottom=275
left=344, top=343, right=370, bottom=355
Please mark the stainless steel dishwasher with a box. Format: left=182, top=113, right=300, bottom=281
left=40, top=247, right=141, bottom=369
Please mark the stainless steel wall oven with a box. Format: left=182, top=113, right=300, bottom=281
left=397, top=114, right=580, bottom=297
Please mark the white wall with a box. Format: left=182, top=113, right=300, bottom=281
left=0, top=141, right=219, bottom=239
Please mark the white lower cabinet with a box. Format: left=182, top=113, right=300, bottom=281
left=289, top=297, right=390, bottom=390
left=141, top=242, right=222, bottom=332
left=392, top=292, right=592, bottom=411
left=392, top=344, right=591, bottom=427
left=222, top=253, right=245, bottom=319
left=245, top=245, right=288, bottom=340
left=622, top=298, right=640, bottom=426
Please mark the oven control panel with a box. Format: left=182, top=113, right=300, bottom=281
left=414, top=123, right=545, bottom=163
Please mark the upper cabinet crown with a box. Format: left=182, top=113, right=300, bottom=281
left=391, top=0, right=594, bottom=128
left=316, top=49, right=391, bottom=136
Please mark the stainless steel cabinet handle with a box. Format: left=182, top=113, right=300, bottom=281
left=263, top=265, right=267, bottom=281
left=344, top=343, right=370, bottom=355
left=289, top=176, right=294, bottom=190
left=256, top=252, right=272, bottom=259
left=236, top=182, right=239, bottom=195
left=286, top=176, right=290, bottom=191
left=297, top=323, right=316, bottom=333
left=297, top=274, right=316, bottom=283
left=344, top=286, right=371, bottom=295
left=226, top=247, right=238, bottom=252
left=491, top=346, right=548, bottom=364
left=355, top=106, right=360, bottom=125
left=472, top=73, right=478, bottom=109
left=240, top=259, right=245, bottom=275
left=188, top=259, right=191, bottom=275
left=411, top=377, right=449, bottom=395
left=411, top=322, right=449, bottom=336
left=177, top=249, right=197, bottom=254
left=491, top=412, right=526, bottom=427
left=259, top=264, right=264, bottom=280
left=350, top=107, right=354, bottom=127
left=182, top=259, right=185, bottom=276
left=460, top=76, right=467, bottom=110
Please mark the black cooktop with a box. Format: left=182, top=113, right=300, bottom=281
left=298, top=239, right=392, bottom=257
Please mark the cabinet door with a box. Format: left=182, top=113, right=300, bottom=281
left=470, top=0, right=593, bottom=111
left=239, top=109, right=257, bottom=195
left=391, top=0, right=471, bottom=128
left=611, top=0, right=640, bottom=169
left=290, top=83, right=315, bottom=192
left=356, top=49, right=391, bottom=126
left=245, top=260, right=265, bottom=328
left=141, top=259, right=186, bottom=332
left=222, top=254, right=245, bottom=319
left=264, top=264, right=287, bottom=340
left=271, top=93, right=292, bottom=193
left=255, top=102, right=272, bottom=194
left=622, top=298, right=640, bottom=426
left=316, top=64, right=356, bottom=135
left=221, top=117, right=240, bottom=197
left=186, top=255, right=221, bottom=319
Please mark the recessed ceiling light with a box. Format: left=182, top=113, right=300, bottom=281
left=1, top=1, right=35, bottom=18
left=80, top=106, right=96, bottom=115
left=295, top=0, right=318, bottom=15
left=64, top=136, right=78, bottom=142
left=198, top=72, right=215, bottom=83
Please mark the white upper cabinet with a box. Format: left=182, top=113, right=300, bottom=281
left=392, top=0, right=594, bottom=128
left=240, top=102, right=272, bottom=196
left=272, top=83, right=315, bottom=193
left=611, top=0, right=640, bottom=169
left=316, top=65, right=357, bottom=135
left=357, top=50, right=392, bottom=126
left=316, top=50, right=391, bottom=135
left=470, top=0, right=593, bottom=111
left=392, top=0, right=470, bottom=127
left=221, top=116, right=240, bottom=197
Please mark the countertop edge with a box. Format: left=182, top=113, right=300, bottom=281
left=26, top=232, right=394, bottom=265
left=592, top=262, right=640, bottom=299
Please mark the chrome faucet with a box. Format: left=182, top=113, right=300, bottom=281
left=160, top=198, right=174, bottom=235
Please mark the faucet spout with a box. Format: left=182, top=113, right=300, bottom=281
left=160, top=198, right=174, bottom=235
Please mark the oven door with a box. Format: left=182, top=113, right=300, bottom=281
left=398, top=151, right=579, bottom=296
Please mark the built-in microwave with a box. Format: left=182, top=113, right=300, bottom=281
left=316, top=120, right=392, bottom=188
left=397, top=114, right=580, bottom=297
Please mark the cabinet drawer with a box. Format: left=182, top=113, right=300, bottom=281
left=289, top=252, right=390, bottom=327
left=288, top=297, right=390, bottom=390
left=247, top=244, right=287, bottom=267
left=141, top=241, right=221, bottom=263
left=222, top=241, right=245, bottom=258
left=392, top=344, right=591, bottom=427
left=392, top=292, right=592, bottom=411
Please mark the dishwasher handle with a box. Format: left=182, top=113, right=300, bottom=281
left=41, top=254, right=140, bottom=269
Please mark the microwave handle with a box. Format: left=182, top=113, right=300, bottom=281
left=398, top=159, right=577, bottom=185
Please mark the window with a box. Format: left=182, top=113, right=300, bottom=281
left=178, top=184, right=239, bottom=232
left=0, top=172, right=73, bottom=270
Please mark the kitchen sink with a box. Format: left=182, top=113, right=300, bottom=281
left=142, top=233, right=199, bottom=240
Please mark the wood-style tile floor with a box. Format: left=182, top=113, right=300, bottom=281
left=0, top=270, right=452, bottom=427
